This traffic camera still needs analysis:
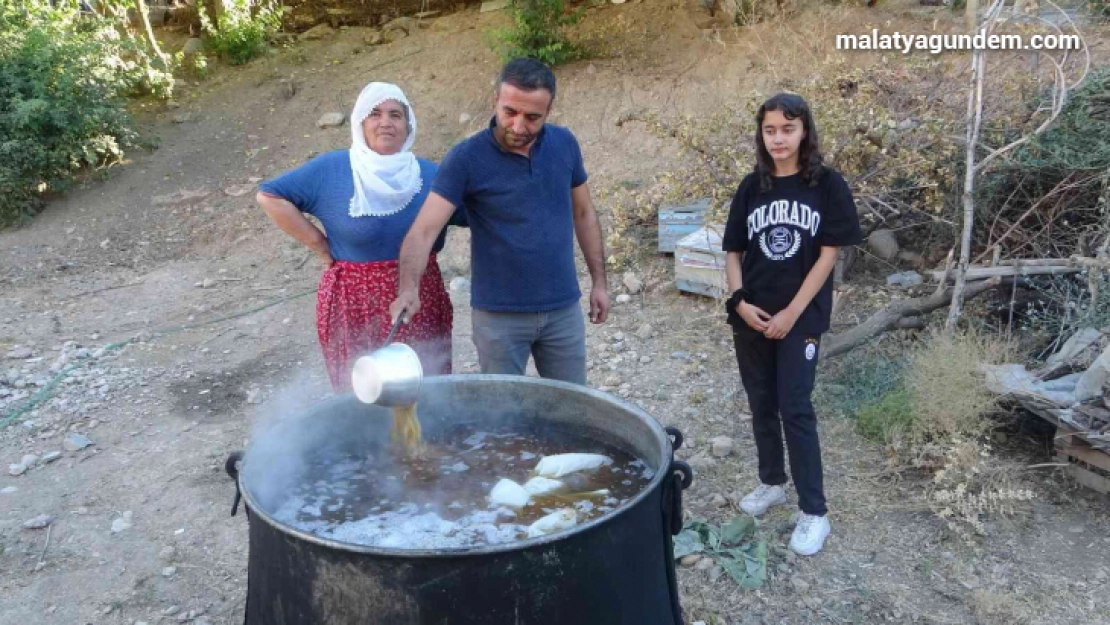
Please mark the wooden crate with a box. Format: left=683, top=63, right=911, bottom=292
left=659, top=199, right=711, bottom=254
left=1055, top=430, right=1110, bottom=495
left=674, top=225, right=728, bottom=298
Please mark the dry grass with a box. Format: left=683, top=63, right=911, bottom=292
left=905, top=329, right=1010, bottom=446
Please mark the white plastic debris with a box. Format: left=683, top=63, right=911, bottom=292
left=527, top=509, right=578, bottom=538
left=534, top=453, right=613, bottom=478
left=523, top=476, right=566, bottom=497
left=488, top=479, right=530, bottom=509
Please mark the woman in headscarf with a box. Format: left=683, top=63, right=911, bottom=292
left=256, top=82, right=466, bottom=391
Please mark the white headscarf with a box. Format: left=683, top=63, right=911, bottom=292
left=348, top=82, right=422, bottom=218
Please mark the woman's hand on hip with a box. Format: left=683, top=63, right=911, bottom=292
left=316, top=249, right=335, bottom=270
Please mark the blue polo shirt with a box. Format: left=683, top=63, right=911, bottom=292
left=259, top=151, right=466, bottom=262
left=432, top=119, right=588, bottom=312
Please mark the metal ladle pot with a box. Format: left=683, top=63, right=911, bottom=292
left=351, top=314, right=423, bottom=406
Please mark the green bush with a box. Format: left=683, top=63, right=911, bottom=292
left=199, top=0, right=282, bottom=66
left=488, top=0, right=584, bottom=67
left=855, top=387, right=914, bottom=443
left=0, top=1, right=172, bottom=226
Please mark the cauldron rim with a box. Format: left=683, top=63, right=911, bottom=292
left=238, top=374, right=675, bottom=559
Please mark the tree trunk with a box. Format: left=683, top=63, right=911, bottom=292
left=965, top=0, right=979, bottom=32
left=826, top=278, right=1005, bottom=358
left=946, top=45, right=986, bottom=331
left=134, top=0, right=168, bottom=65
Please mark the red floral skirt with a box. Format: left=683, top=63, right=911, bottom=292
left=316, top=256, right=453, bottom=392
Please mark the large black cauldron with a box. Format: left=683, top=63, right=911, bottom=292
left=227, top=375, right=693, bottom=625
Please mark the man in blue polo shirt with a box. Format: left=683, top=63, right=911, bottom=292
left=390, top=58, right=609, bottom=385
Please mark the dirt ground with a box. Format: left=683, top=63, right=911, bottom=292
left=2, top=1, right=1109, bottom=624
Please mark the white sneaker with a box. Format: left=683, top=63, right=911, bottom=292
left=738, top=483, right=788, bottom=516
left=789, top=512, right=831, bottom=556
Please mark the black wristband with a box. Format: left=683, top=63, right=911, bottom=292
left=725, top=288, right=749, bottom=314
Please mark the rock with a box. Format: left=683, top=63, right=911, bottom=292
left=23, top=514, right=54, bottom=529
left=383, top=16, right=417, bottom=34
left=278, top=79, right=297, bottom=100
left=6, top=346, right=32, bottom=359
left=897, top=250, right=925, bottom=266
left=171, top=113, right=193, bottom=124
left=710, top=436, right=734, bottom=458
left=616, top=294, right=632, bottom=304
left=316, top=112, right=346, bottom=129
left=8, top=462, right=27, bottom=476
left=159, top=545, right=177, bottom=562
left=459, top=113, right=471, bottom=124
left=710, top=493, right=728, bottom=507
left=163, top=606, right=180, bottom=616
left=671, top=351, right=691, bottom=361
left=383, top=28, right=408, bottom=44
left=364, top=30, right=385, bottom=45
left=604, top=374, right=621, bottom=387
left=41, top=451, right=62, bottom=464
left=886, top=271, right=923, bottom=288
left=708, top=565, right=725, bottom=582
left=680, top=553, right=703, bottom=567
left=162, top=566, right=177, bottom=577
left=63, top=433, right=93, bottom=451
left=198, top=278, right=216, bottom=289
left=224, top=184, right=255, bottom=197
left=21, top=454, right=38, bottom=468
left=867, top=229, right=899, bottom=261
left=635, top=324, right=653, bottom=340
left=450, top=277, right=471, bottom=292
left=1, top=486, right=17, bottom=494
left=301, top=23, right=334, bottom=40
left=639, top=356, right=652, bottom=364
left=111, top=511, right=133, bottom=534
left=480, top=0, right=510, bottom=11
left=687, top=453, right=714, bottom=470
left=791, top=576, right=811, bottom=592
left=182, top=37, right=204, bottom=56
left=696, top=556, right=716, bottom=570
left=246, top=388, right=263, bottom=404
left=622, top=272, right=643, bottom=294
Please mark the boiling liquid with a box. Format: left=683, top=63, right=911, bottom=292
left=270, top=423, right=655, bottom=549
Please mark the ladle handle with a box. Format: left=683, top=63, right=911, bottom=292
left=384, top=312, right=406, bottom=345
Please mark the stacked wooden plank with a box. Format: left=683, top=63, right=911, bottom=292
left=983, top=329, right=1110, bottom=494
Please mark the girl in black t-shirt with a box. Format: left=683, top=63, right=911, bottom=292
left=722, top=93, right=862, bottom=557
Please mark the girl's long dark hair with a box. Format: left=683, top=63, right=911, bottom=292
left=754, top=93, right=824, bottom=193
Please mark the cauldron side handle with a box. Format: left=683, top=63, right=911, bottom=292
left=225, top=451, right=248, bottom=518
left=662, top=427, right=694, bottom=625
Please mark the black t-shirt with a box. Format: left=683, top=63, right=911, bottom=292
left=722, top=168, right=863, bottom=335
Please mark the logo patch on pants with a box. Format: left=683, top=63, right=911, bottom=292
left=804, top=337, right=818, bottom=361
